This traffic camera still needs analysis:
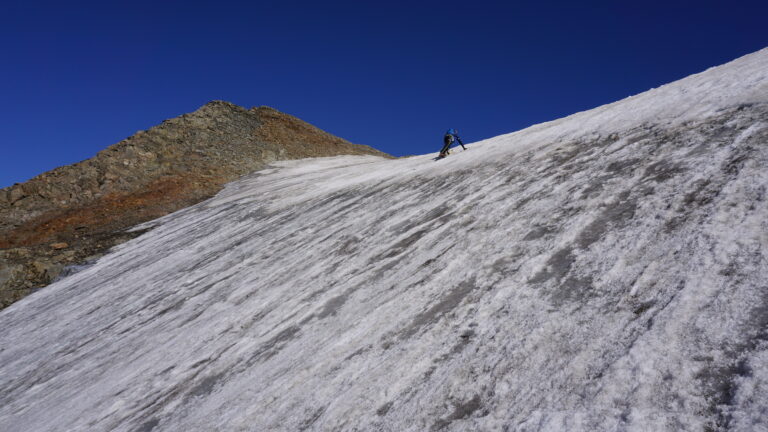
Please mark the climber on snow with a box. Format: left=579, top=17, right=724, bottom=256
left=439, top=128, right=466, bottom=157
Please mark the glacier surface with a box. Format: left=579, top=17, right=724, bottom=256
left=1, top=49, right=768, bottom=431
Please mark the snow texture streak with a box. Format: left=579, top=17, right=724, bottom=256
left=1, top=49, right=768, bottom=432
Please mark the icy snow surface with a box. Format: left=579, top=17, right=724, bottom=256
left=1, top=49, right=768, bottom=432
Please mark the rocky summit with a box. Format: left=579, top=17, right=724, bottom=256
left=0, top=101, right=389, bottom=308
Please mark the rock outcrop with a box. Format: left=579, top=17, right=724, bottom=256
left=0, top=101, right=389, bottom=308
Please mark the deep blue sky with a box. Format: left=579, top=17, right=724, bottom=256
left=2, top=1, right=767, bottom=188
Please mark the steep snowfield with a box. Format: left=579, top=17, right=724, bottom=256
left=1, top=49, right=767, bottom=432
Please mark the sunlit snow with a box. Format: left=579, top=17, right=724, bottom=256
left=1, top=48, right=767, bottom=432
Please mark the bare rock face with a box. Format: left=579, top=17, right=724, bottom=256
left=0, top=101, right=389, bottom=308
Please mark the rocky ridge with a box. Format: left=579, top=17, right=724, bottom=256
left=0, top=101, right=389, bottom=308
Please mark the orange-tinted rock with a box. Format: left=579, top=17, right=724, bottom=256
left=0, top=101, right=390, bottom=309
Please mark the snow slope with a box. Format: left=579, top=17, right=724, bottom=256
left=1, top=48, right=767, bottom=432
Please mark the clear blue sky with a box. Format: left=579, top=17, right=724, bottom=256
left=2, top=0, right=767, bottom=188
